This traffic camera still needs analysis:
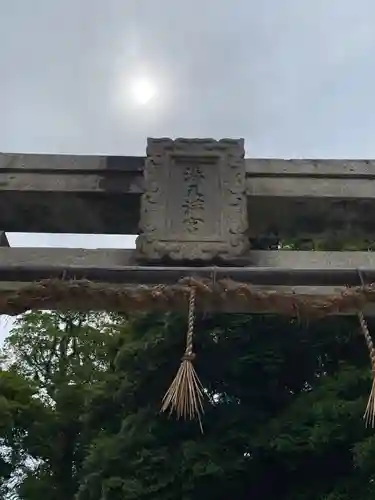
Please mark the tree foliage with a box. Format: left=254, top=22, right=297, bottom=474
left=76, top=313, right=375, bottom=500
left=1, top=309, right=375, bottom=499
left=0, top=311, right=116, bottom=499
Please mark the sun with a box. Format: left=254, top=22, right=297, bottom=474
left=131, top=77, right=157, bottom=105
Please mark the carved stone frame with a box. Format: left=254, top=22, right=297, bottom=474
left=136, top=138, right=249, bottom=263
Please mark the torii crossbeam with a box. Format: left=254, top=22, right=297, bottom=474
left=2, top=137, right=375, bottom=317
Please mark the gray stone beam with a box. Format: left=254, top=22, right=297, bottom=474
left=1, top=248, right=375, bottom=315
left=2, top=154, right=374, bottom=195
left=246, top=159, right=375, bottom=241
left=0, top=153, right=143, bottom=234
left=1, top=247, right=375, bottom=268
left=0, top=247, right=375, bottom=281
left=2, top=152, right=375, bottom=236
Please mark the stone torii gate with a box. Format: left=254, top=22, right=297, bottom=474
left=3, top=137, right=375, bottom=424
left=1, top=137, right=375, bottom=316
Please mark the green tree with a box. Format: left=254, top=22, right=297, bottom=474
left=77, top=312, right=375, bottom=500
left=2, top=309, right=375, bottom=499
left=0, top=368, right=45, bottom=498
left=0, top=310, right=117, bottom=500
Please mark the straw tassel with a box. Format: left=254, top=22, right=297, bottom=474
left=161, top=286, right=204, bottom=430
left=358, top=311, right=375, bottom=427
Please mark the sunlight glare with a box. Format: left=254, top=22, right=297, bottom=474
left=131, top=77, right=157, bottom=105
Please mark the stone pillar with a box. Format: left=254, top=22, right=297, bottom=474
left=0, top=231, right=9, bottom=247
left=136, top=138, right=249, bottom=263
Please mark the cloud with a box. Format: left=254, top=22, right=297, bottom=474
left=1, top=0, right=375, bottom=157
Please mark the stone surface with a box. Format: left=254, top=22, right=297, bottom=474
left=2, top=248, right=375, bottom=315
left=3, top=151, right=375, bottom=238
left=1, top=247, right=375, bottom=270
left=0, top=231, right=9, bottom=247
left=136, top=138, right=249, bottom=262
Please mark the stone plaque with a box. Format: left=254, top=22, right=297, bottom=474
left=136, top=138, right=249, bottom=263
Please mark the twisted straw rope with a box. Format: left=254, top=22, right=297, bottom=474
left=161, top=287, right=204, bottom=430
left=1, top=277, right=375, bottom=317
left=358, top=311, right=375, bottom=427
left=183, top=286, right=196, bottom=361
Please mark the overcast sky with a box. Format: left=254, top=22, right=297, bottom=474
left=2, top=0, right=375, bottom=158
left=1, top=0, right=375, bottom=340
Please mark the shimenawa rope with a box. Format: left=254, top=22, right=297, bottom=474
left=2, top=277, right=375, bottom=317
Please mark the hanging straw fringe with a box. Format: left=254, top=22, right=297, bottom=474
left=161, top=287, right=204, bottom=431
left=358, top=311, right=375, bottom=427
